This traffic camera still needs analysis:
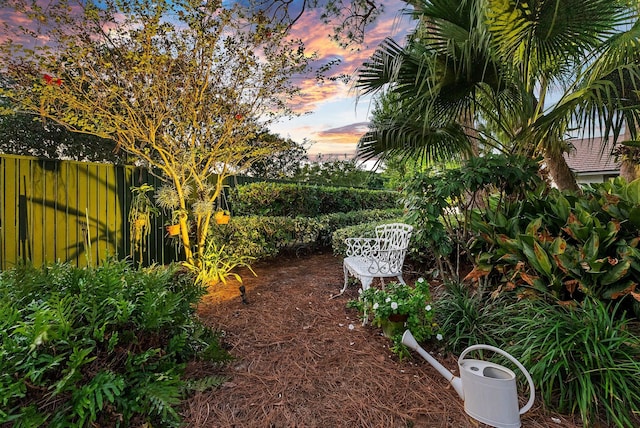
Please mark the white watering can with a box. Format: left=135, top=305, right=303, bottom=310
left=402, top=330, right=535, bottom=428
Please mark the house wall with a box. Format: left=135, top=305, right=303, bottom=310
left=576, top=172, right=619, bottom=185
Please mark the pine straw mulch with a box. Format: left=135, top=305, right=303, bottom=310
left=182, top=251, right=584, bottom=427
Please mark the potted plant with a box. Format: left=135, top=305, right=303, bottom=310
left=348, top=278, right=440, bottom=358
left=164, top=209, right=188, bottom=236
left=214, top=209, right=231, bottom=225
left=155, top=185, right=189, bottom=236
left=128, top=184, right=159, bottom=264
left=165, top=222, right=181, bottom=236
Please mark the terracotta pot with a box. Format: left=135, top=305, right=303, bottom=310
left=166, top=224, right=180, bottom=236
left=388, top=313, right=409, bottom=323
left=381, top=314, right=409, bottom=338
left=215, top=212, right=230, bottom=225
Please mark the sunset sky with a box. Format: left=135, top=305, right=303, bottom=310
left=0, top=0, right=415, bottom=157
left=269, top=1, right=414, bottom=156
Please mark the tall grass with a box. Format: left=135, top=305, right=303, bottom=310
left=435, top=284, right=640, bottom=427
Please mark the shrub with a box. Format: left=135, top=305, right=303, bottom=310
left=403, top=154, right=541, bottom=280
left=230, top=182, right=400, bottom=217
left=467, top=178, right=640, bottom=312
left=210, top=209, right=404, bottom=262
left=348, top=278, right=439, bottom=359
left=209, top=215, right=324, bottom=260
left=182, top=239, right=256, bottom=286
left=0, top=260, right=230, bottom=427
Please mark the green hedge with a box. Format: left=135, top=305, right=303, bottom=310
left=0, top=260, right=229, bottom=427
left=209, top=208, right=404, bottom=261
left=229, top=182, right=401, bottom=217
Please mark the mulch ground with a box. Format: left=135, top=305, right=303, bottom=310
left=182, top=251, right=584, bottom=427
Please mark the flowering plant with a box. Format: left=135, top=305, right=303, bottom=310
left=348, top=278, right=440, bottom=357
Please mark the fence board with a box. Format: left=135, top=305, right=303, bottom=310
left=0, top=155, right=139, bottom=269
left=1, top=154, right=251, bottom=270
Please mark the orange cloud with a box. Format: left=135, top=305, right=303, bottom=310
left=281, top=122, right=370, bottom=155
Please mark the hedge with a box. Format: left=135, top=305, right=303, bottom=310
left=229, top=182, right=401, bottom=217
left=208, top=209, right=404, bottom=261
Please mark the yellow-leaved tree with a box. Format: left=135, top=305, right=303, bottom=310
left=0, top=0, right=311, bottom=270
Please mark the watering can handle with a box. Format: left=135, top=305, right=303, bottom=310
left=458, top=344, right=535, bottom=415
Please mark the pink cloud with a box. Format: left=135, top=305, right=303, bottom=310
left=287, top=1, right=412, bottom=113
left=318, top=122, right=370, bottom=138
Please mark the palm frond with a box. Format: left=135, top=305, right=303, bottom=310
left=356, top=119, right=473, bottom=165
left=355, top=38, right=405, bottom=96
left=486, top=0, right=630, bottom=84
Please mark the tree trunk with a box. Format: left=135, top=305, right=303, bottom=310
left=619, top=157, right=640, bottom=182
left=544, top=150, right=580, bottom=192
left=619, top=126, right=640, bottom=182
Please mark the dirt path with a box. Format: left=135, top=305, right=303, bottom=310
left=183, top=251, right=582, bottom=427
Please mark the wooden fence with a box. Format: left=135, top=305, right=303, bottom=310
left=0, top=154, right=183, bottom=270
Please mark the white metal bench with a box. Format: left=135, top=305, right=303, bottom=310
left=338, top=223, right=413, bottom=295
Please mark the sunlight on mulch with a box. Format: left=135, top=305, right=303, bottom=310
left=182, top=252, right=583, bottom=427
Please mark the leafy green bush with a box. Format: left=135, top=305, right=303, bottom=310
left=348, top=278, right=439, bottom=359
left=230, top=182, right=400, bottom=217
left=0, top=260, right=230, bottom=427
left=182, top=239, right=256, bottom=286
left=403, top=154, right=541, bottom=279
left=435, top=285, right=640, bottom=427
left=468, top=178, right=640, bottom=311
left=209, top=215, right=324, bottom=260
left=210, top=209, right=403, bottom=261
left=290, top=158, right=385, bottom=189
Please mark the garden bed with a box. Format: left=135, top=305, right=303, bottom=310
left=184, top=252, right=583, bottom=427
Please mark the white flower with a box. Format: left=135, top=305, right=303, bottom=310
left=358, top=288, right=363, bottom=294
left=391, top=302, right=398, bottom=310
left=348, top=324, right=355, bottom=330
left=436, top=333, right=443, bottom=341
left=385, top=297, right=391, bottom=303
left=373, top=303, right=379, bottom=310
left=425, top=305, right=432, bottom=311
left=417, top=277, right=425, bottom=283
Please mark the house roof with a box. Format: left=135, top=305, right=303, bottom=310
left=564, top=137, right=620, bottom=174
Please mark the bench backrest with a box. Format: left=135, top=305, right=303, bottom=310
left=373, top=223, right=413, bottom=273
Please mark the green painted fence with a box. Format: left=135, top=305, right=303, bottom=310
left=0, top=154, right=178, bottom=270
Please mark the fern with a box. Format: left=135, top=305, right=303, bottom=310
left=52, top=346, right=96, bottom=396
left=2, top=259, right=230, bottom=426
left=2, top=404, right=47, bottom=427
left=71, top=370, right=124, bottom=425
left=134, top=372, right=183, bottom=425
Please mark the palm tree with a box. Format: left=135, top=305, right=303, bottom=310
left=356, top=0, right=640, bottom=190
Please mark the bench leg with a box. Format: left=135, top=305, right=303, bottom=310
left=358, top=276, right=375, bottom=326
left=360, top=276, right=374, bottom=292
left=330, top=263, right=355, bottom=299
left=397, top=275, right=406, bottom=284
left=343, top=264, right=351, bottom=293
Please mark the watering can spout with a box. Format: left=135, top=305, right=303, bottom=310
left=401, top=330, right=464, bottom=400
